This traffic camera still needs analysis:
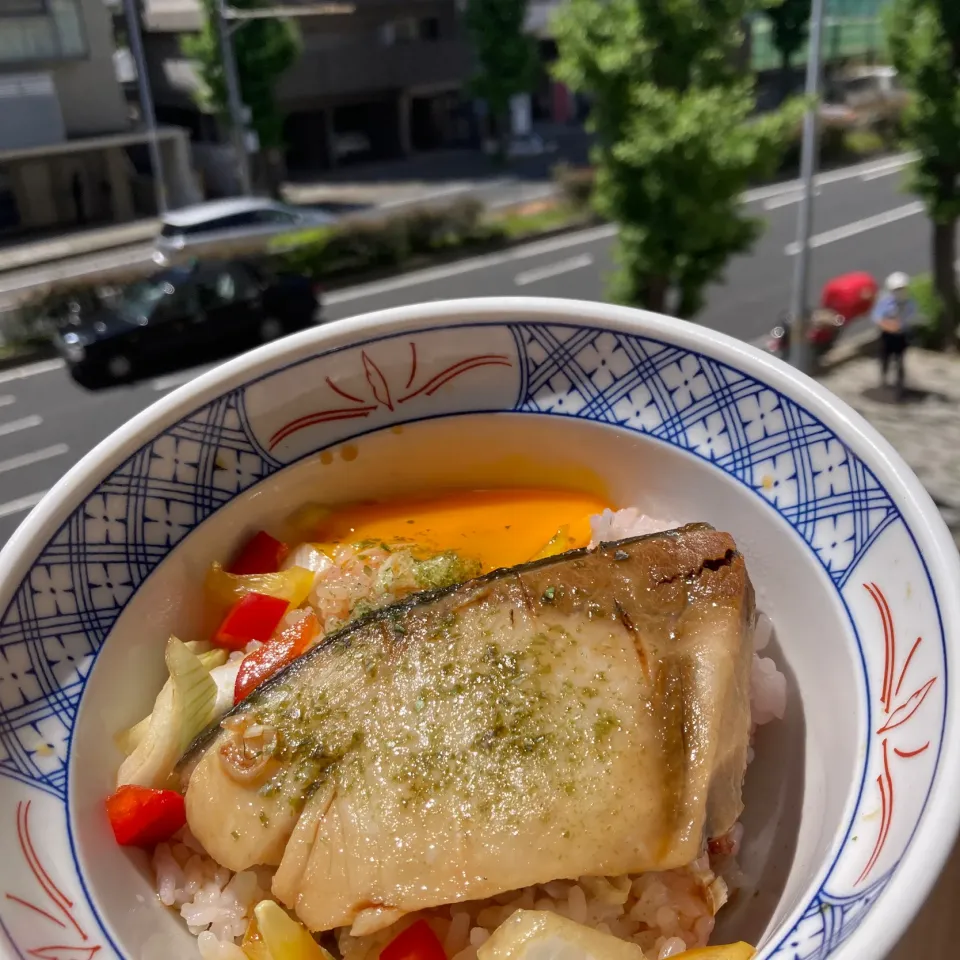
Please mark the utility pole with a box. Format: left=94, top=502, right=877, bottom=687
left=788, top=0, right=826, bottom=375
left=215, top=0, right=254, bottom=196
left=214, top=2, right=354, bottom=198
left=122, top=0, right=168, bottom=213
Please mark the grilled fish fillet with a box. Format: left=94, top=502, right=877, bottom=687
left=179, top=524, right=754, bottom=934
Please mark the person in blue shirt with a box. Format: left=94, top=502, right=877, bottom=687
left=873, top=271, right=916, bottom=398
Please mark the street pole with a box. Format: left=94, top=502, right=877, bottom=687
left=788, top=0, right=826, bottom=375
left=215, top=0, right=253, bottom=196
left=122, top=0, right=167, bottom=213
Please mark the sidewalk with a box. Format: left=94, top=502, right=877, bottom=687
left=817, top=345, right=960, bottom=548
left=0, top=219, right=158, bottom=274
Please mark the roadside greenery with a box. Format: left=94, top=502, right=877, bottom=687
left=464, top=0, right=539, bottom=159
left=182, top=0, right=300, bottom=191
left=552, top=0, right=803, bottom=316
left=766, top=0, right=812, bottom=100
left=886, top=0, right=960, bottom=349
left=908, top=273, right=943, bottom=350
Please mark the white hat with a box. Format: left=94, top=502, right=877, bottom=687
left=886, top=271, right=910, bottom=291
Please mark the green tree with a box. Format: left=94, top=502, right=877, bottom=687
left=182, top=0, right=300, bottom=188
left=553, top=0, right=800, bottom=316
left=887, top=0, right=960, bottom=348
left=766, top=0, right=810, bottom=100
left=464, top=0, right=539, bottom=158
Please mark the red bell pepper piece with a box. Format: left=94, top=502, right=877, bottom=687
left=214, top=592, right=290, bottom=651
left=105, top=784, right=186, bottom=848
left=381, top=920, right=447, bottom=960
left=234, top=611, right=319, bottom=704
left=228, top=531, right=289, bottom=576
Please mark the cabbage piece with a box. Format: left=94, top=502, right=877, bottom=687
left=206, top=563, right=315, bottom=611
left=116, top=638, right=226, bottom=788
left=247, top=901, right=334, bottom=960
left=210, top=658, right=244, bottom=716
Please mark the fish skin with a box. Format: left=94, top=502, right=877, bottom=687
left=180, top=524, right=754, bottom=933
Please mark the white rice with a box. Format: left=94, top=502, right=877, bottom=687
left=156, top=508, right=787, bottom=959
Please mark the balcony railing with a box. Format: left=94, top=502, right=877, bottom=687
left=0, top=0, right=86, bottom=64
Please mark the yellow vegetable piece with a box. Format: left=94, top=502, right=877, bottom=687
left=254, top=900, right=334, bottom=960
left=206, top=564, right=315, bottom=612
left=678, top=945, right=755, bottom=960
left=479, top=910, right=646, bottom=960
left=241, top=914, right=271, bottom=960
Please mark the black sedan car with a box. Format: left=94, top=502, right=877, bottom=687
left=53, top=260, right=320, bottom=388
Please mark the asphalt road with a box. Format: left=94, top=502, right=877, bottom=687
left=0, top=153, right=935, bottom=547
left=0, top=176, right=560, bottom=312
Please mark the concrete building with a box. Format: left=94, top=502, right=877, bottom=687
left=138, top=0, right=476, bottom=178
left=0, top=0, right=198, bottom=235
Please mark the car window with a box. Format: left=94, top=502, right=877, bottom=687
left=116, top=279, right=174, bottom=321
left=252, top=209, right=299, bottom=225
left=196, top=266, right=257, bottom=308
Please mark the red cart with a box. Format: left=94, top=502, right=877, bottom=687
left=767, top=271, right=879, bottom=359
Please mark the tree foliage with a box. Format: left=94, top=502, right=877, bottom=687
left=182, top=0, right=300, bottom=152
left=887, top=0, right=960, bottom=348
left=553, top=0, right=801, bottom=316
left=464, top=0, right=539, bottom=151
left=766, top=0, right=810, bottom=97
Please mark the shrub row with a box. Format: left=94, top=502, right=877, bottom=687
left=273, top=197, right=504, bottom=279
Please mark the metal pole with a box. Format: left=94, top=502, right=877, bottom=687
left=122, top=0, right=167, bottom=213
left=788, top=0, right=826, bottom=374
left=215, top=0, right=253, bottom=196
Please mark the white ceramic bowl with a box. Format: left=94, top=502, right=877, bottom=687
left=0, top=298, right=957, bottom=960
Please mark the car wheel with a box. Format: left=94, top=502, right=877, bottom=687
left=106, top=354, right=132, bottom=381
left=259, top=317, right=284, bottom=342
left=69, top=364, right=100, bottom=390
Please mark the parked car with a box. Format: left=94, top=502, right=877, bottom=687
left=54, top=260, right=321, bottom=389
left=153, top=198, right=336, bottom=265
left=831, top=66, right=909, bottom=122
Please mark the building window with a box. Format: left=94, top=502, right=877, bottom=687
left=379, top=16, right=440, bottom=45
left=0, top=0, right=86, bottom=63
left=419, top=17, right=440, bottom=40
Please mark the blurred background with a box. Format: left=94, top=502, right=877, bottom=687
left=0, top=0, right=955, bottom=565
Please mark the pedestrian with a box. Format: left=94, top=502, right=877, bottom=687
left=873, top=271, right=916, bottom=400
left=71, top=171, right=86, bottom=225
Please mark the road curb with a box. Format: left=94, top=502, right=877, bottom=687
left=0, top=341, right=57, bottom=373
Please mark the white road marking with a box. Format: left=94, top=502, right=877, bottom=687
left=742, top=152, right=916, bottom=204
left=0, top=443, right=68, bottom=475
left=0, top=395, right=15, bottom=408
left=0, top=414, right=42, bottom=437
left=763, top=188, right=821, bottom=211
left=861, top=158, right=914, bottom=181
left=0, top=359, right=64, bottom=385
left=785, top=202, right=924, bottom=255
left=515, top=253, right=594, bottom=286
left=324, top=224, right=617, bottom=305
left=0, top=490, right=47, bottom=519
